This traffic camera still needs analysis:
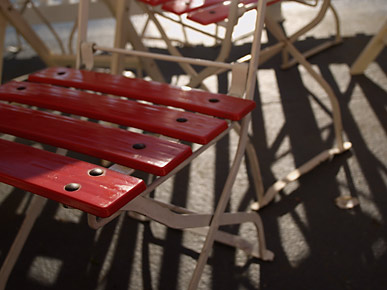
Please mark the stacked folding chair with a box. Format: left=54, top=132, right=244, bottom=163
left=0, top=0, right=275, bottom=289
left=0, top=0, right=166, bottom=82
left=135, top=0, right=342, bottom=84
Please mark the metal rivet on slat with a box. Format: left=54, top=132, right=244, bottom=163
left=57, top=71, right=66, bottom=76
left=88, top=168, right=105, bottom=176
left=209, top=98, right=219, bottom=103
left=133, top=143, right=146, bottom=150
left=64, top=183, right=81, bottom=192
left=176, top=117, right=188, bottom=123
left=16, top=86, right=26, bottom=91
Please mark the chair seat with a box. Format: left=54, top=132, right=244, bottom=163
left=0, top=67, right=257, bottom=217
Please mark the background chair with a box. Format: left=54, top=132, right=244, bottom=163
left=133, top=0, right=341, bottom=84
left=0, top=0, right=166, bottom=82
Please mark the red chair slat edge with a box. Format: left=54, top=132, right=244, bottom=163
left=162, top=0, right=224, bottom=15
left=187, top=0, right=281, bottom=25
left=162, top=0, right=283, bottom=15
left=28, top=67, right=256, bottom=121
left=137, top=0, right=172, bottom=6
left=0, top=138, right=146, bottom=217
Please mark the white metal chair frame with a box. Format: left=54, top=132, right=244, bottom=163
left=129, top=0, right=352, bottom=209
left=135, top=0, right=342, bottom=85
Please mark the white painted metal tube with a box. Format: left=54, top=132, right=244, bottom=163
left=93, top=44, right=236, bottom=71
left=76, top=0, right=90, bottom=69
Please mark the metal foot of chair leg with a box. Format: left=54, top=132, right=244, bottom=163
left=251, top=142, right=352, bottom=211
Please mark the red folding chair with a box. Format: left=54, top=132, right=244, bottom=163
left=0, top=0, right=274, bottom=289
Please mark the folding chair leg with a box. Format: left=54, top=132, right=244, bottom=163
left=252, top=141, right=352, bottom=210
left=138, top=198, right=272, bottom=258
left=179, top=15, right=191, bottom=46
left=188, top=115, right=253, bottom=290
left=0, top=0, right=55, bottom=67
left=187, top=0, right=241, bottom=88
left=233, top=123, right=265, bottom=203
left=0, top=195, right=47, bottom=290
left=0, top=14, right=6, bottom=84
left=89, top=194, right=274, bottom=259
left=281, top=0, right=342, bottom=69
left=137, top=2, right=200, bottom=80
left=266, top=16, right=346, bottom=151
left=350, top=20, right=387, bottom=75
left=284, top=41, right=345, bottom=149
left=103, top=0, right=165, bottom=81
left=249, top=13, right=353, bottom=210
left=188, top=217, right=273, bottom=260
left=86, top=116, right=273, bottom=289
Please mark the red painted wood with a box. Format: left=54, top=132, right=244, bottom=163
left=160, top=0, right=282, bottom=15
left=187, top=0, right=281, bottom=25
left=0, top=138, right=146, bottom=217
left=0, top=81, right=227, bottom=145
left=162, top=0, right=223, bottom=15
left=138, top=0, right=281, bottom=11
left=137, top=0, right=172, bottom=6
left=0, top=103, right=192, bottom=176
left=28, top=67, right=256, bottom=121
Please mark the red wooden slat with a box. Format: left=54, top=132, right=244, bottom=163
left=187, top=4, right=230, bottom=25
left=162, top=0, right=223, bottom=15
left=162, top=0, right=282, bottom=14
left=0, top=103, right=192, bottom=176
left=137, top=0, right=172, bottom=6
left=0, top=81, right=228, bottom=145
left=140, top=0, right=281, bottom=12
left=187, top=0, right=281, bottom=25
left=28, top=67, right=256, bottom=121
left=0, top=138, right=146, bottom=217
